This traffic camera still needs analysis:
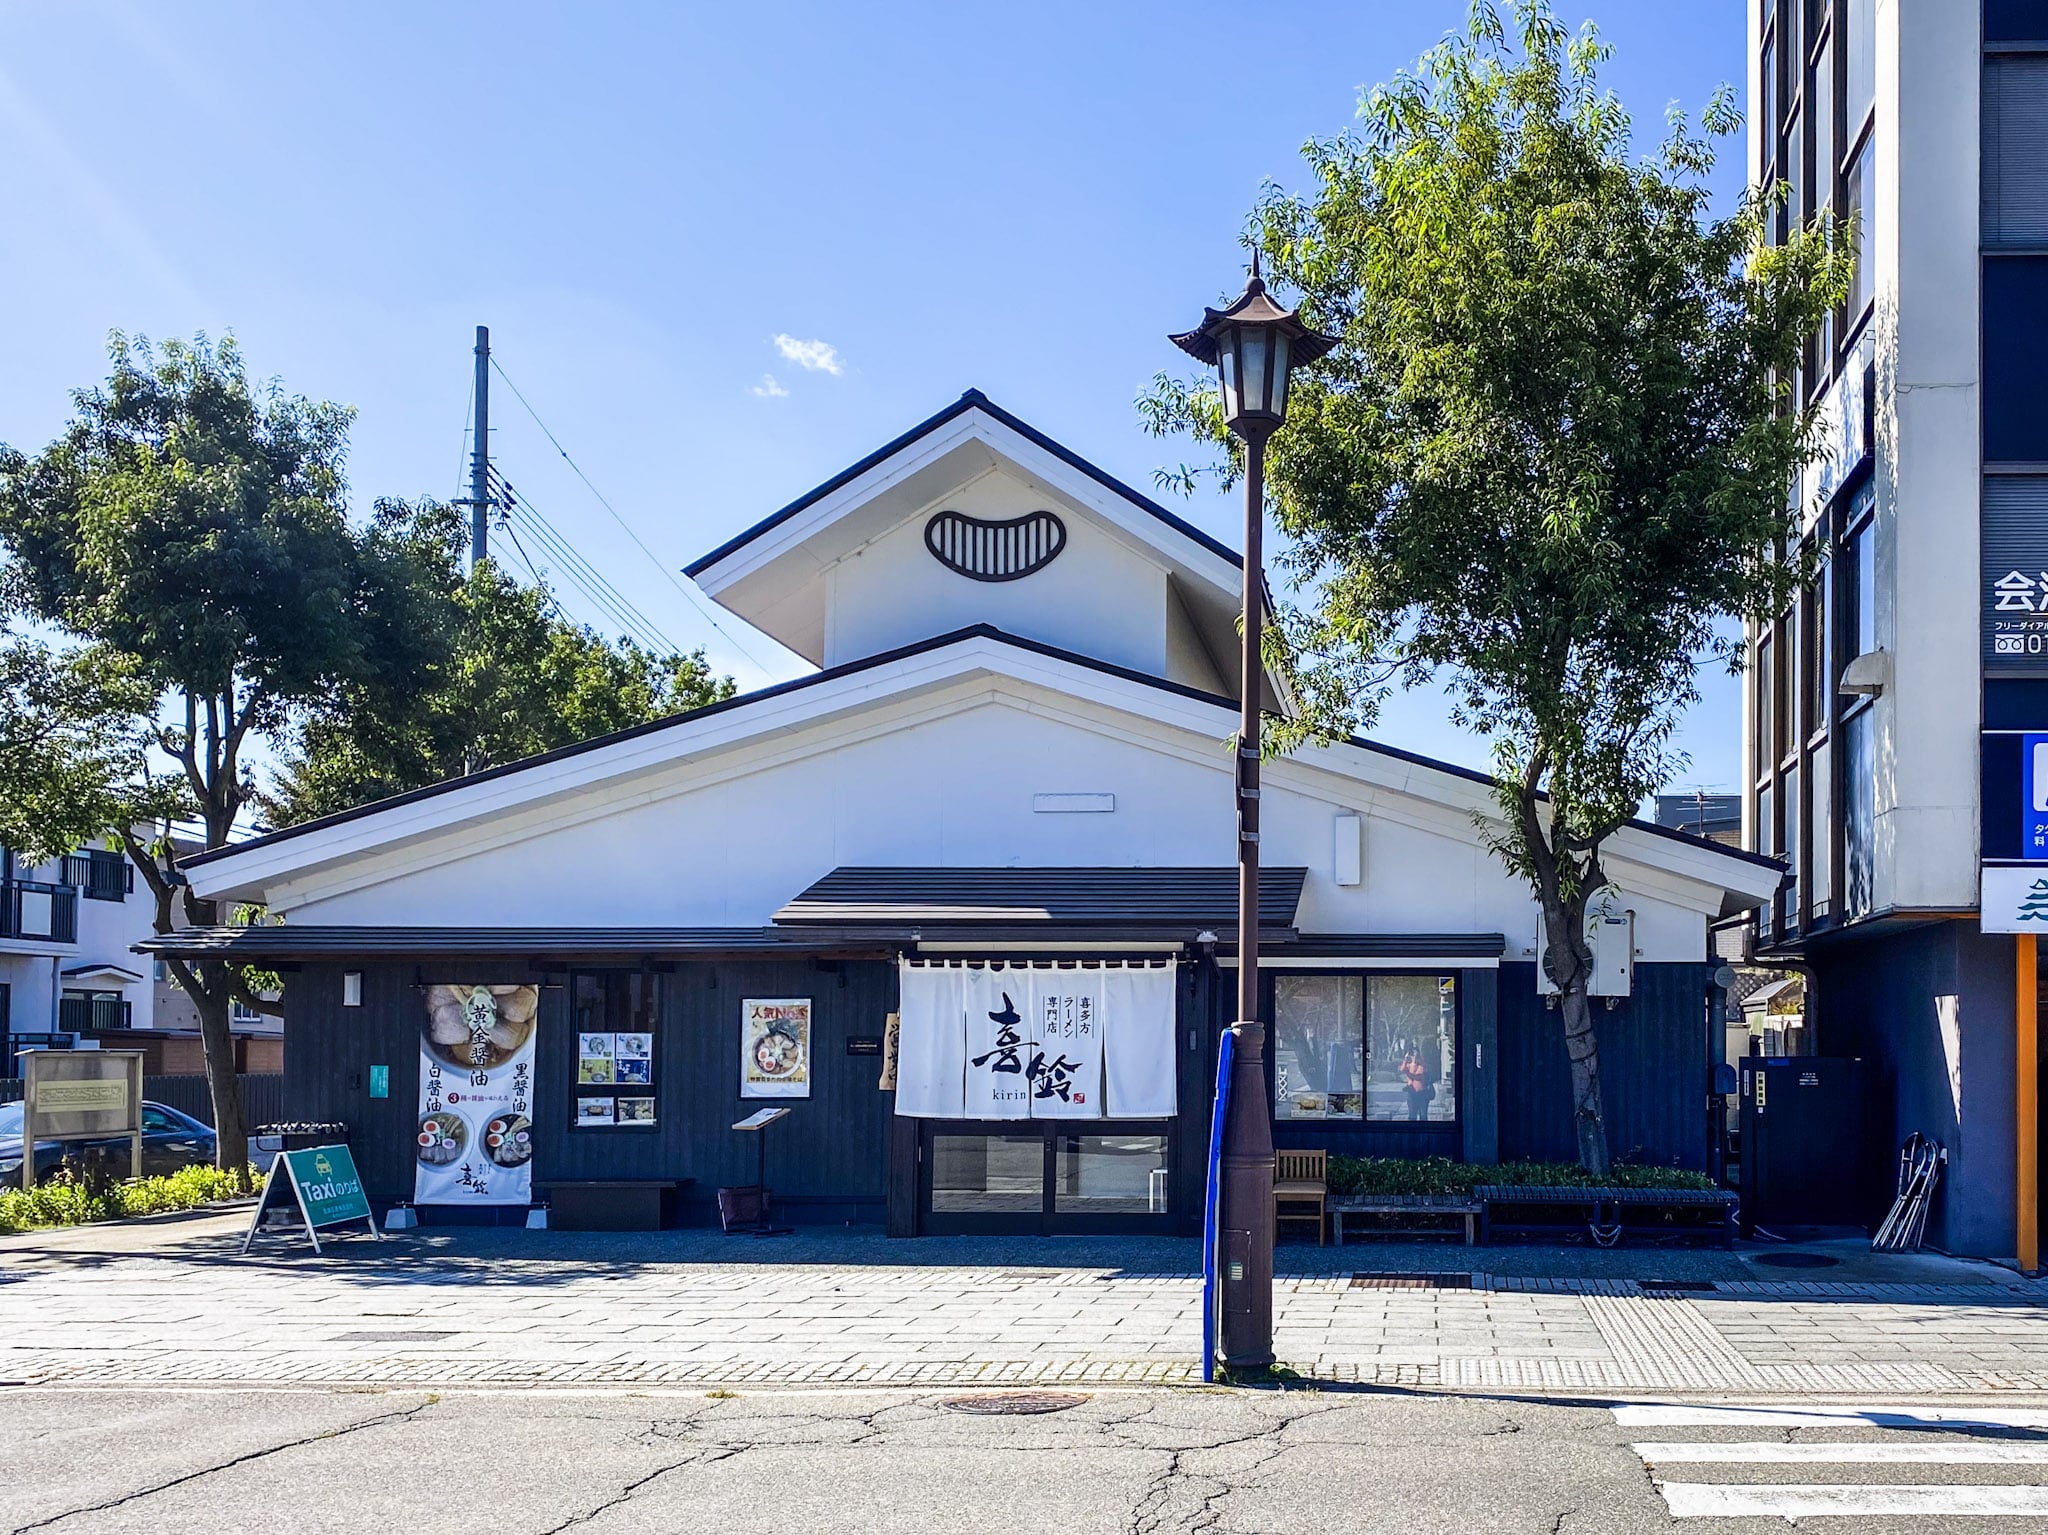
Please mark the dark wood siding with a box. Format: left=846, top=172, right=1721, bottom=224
left=1497, top=961, right=1713, bottom=1171
left=284, top=957, right=898, bottom=1222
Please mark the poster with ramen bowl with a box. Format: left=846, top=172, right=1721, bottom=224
left=740, top=997, right=811, bottom=1099
left=416, top=983, right=539, bottom=1205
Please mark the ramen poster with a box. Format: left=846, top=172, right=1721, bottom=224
left=740, top=997, right=811, bottom=1099
left=416, top=984, right=538, bottom=1205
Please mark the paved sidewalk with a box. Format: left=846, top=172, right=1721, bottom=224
left=3, top=1215, right=2045, bottom=1394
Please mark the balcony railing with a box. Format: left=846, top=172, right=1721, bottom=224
left=59, top=996, right=132, bottom=1033
left=0, top=880, right=78, bottom=944
left=59, top=851, right=133, bottom=901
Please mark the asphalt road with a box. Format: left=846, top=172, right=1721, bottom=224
left=8, top=1385, right=2048, bottom=1534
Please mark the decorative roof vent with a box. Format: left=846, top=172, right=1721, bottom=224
left=924, top=508, right=1067, bottom=583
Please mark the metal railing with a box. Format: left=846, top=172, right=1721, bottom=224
left=0, top=880, right=77, bottom=944
left=58, top=996, right=133, bottom=1033
left=60, top=852, right=133, bottom=902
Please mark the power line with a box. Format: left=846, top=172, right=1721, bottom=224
left=493, top=470, right=684, bottom=655
left=487, top=355, right=778, bottom=677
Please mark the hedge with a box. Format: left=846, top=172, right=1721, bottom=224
left=1326, top=1155, right=1715, bottom=1197
left=0, top=1164, right=264, bottom=1234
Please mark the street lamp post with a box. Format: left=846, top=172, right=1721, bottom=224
left=1172, top=254, right=1336, bottom=1372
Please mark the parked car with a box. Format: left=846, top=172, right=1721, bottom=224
left=0, top=1100, right=216, bottom=1185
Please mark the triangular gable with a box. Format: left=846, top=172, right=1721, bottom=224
left=684, top=391, right=1260, bottom=691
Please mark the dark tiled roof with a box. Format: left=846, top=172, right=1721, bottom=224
left=773, top=866, right=1307, bottom=929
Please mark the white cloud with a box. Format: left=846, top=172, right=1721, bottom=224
left=750, top=373, right=789, bottom=398
left=772, top=334, right=843, bottom=375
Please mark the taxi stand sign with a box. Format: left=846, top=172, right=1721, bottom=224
left=241, top=1143, right=381, bottom=1255
left=2026, top=734, right=2048, bottom=860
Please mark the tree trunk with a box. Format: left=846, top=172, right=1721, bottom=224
left=1558, top=982, right=1610, bottom=1177
left=1539, top=886, right=1612, bottom=1179
left=193, top=963, right=251, bottom=1183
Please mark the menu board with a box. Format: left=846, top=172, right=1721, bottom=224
left=575, top=1029, right=655, bottom=1127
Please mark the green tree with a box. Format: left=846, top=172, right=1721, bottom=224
left=0, top=638, right=154, bottom=866
left=0, top=333, right=446, bottom=1171
left=1144, top=3, right=1844, bottom=1173
left=269, top=508, right=734, bottom=825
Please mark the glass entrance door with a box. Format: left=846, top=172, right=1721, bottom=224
left=920, top=1123, right=1172, bottom=1234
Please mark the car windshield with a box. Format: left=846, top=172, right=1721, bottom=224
left=0, top=1103, right=22, bottom=1137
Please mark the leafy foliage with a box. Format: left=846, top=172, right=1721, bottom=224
left=1326, top=1155, right=1714, bottom=1197
left=0, top=639, right=154, bottom=865
left=1144, top=3, right=1843, bottom=1173
left=0, top=1163, right=265, bottom=1234
left=268, top=506, right=733, bottom=825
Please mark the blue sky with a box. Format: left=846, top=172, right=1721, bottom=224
left=0, top=1, right=1749, bottom=796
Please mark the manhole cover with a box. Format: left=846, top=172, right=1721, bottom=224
left=1349, top=1273, right=1472, bottom=1290
left=940, top=1391, right=1090, bottom=1416
left=330, top=1330, right=460, bottom=1343
left=1751, top=1252, right=1841, bottom=1269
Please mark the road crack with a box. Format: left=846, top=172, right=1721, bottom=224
left=7, top=1396, right=440, bottom=1535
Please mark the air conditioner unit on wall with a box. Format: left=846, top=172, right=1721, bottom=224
left=1536, top=898, right=1635, bottom=999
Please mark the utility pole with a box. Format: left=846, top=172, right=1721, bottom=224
left=468, top=325, right=491, bottom=572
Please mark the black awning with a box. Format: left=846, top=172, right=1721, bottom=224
left=771, top=866, right=1307, bottom=930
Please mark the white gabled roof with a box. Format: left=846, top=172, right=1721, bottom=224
left=684, top=389, right=1253, bottom=670
left=185, top=624, right=1782, bottom=919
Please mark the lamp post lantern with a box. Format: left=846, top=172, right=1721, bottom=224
left=1172, top=253, right=1336, bottom=1373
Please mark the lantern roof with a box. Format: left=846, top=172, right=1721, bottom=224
left=1169, top=255, right=1340, bottom=370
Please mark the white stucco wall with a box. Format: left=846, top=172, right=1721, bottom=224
left=267, top=679, right=1718, bottom=968
left=823, top=468, right=1176, bottom=678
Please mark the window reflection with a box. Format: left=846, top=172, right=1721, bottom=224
left=1272, top=973, right=1457, bottom=1123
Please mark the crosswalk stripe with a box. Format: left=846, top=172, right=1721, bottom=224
left=1614, top=1403, right=2048, bottom=1430
left=1635, top=1440, right=2048, bottom=1464
left=1660, top=1483, right=2048, bottom=1518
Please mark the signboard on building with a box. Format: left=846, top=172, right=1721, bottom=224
left=2025, top=735, right=2048, bottom=860
left=1983, top=480, right=2048, bottom=670
left=1981, top=864, right=2048, bottom=931
left=415, top=984, right=538, bottom=1206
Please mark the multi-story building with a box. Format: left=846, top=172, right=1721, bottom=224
left=1744, top=0, right=2047, bottom=1264
left=0, top=845, right=154, bottom=1059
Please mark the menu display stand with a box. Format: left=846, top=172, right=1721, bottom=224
left=721, top=1107, right=792, bottom=1236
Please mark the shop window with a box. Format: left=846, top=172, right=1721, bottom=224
left=1365, top=976, right=1457, bottom=1122
left=1985, top=258, right=2048, bottom=463
left=1053, top=1134, right=1168, bottom=1214
left=571, top=972, right=660, bottom=1129
left=931, top=1134, right=1041, bottom=1212
left=1273, top=974, right=1364, bottom=1120
left=1842, top=705, right=1875, bottom=920
left=1272, top=974, right=1458, bottom=1123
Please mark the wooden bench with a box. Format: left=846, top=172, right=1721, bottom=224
left=537, top=1178, right=690, bottom=1232
left=1475, top=1184, right=1737, bottom=1248
left=1327, top=1193, right=1482, bottom=1245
